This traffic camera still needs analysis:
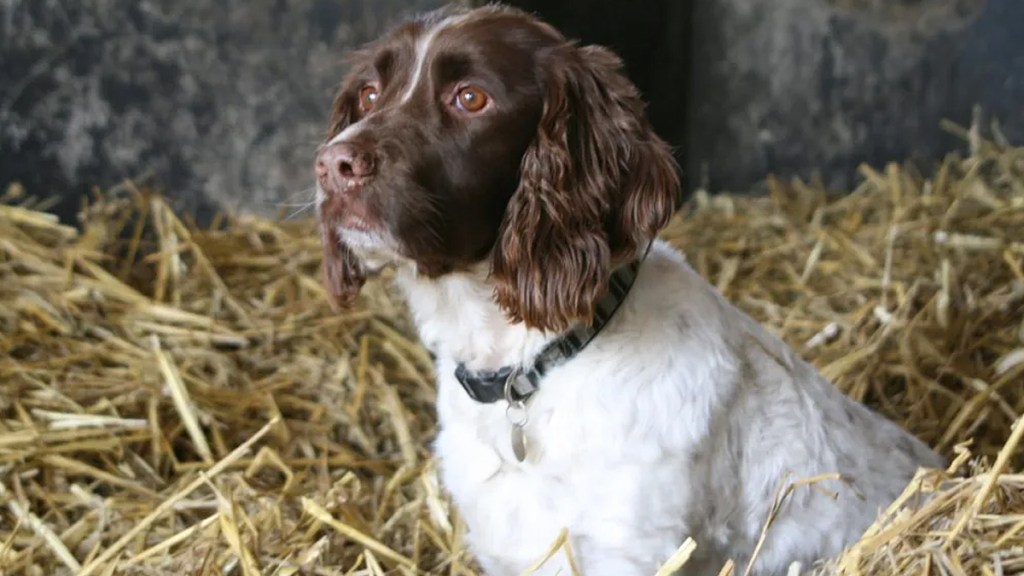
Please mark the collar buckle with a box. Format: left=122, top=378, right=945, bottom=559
left=454, top=364, right=537, bottom=404
left=504, top=367, right=535, bottom=404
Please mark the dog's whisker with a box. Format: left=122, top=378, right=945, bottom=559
left=284, top=202, right=317, bottom=221
left=274, top=185, right=318, bottom=205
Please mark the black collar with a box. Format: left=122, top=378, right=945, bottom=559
left=454, top=256, right=644, bottom=404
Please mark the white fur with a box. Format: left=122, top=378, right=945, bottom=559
left=400, top=15, right=461, bottom=104
left=326, top=121, right=366, bottom=146
left=380, top=240, right=944, bottom=575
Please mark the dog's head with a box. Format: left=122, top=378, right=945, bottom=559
left=317, top=5, right=680, bottom=332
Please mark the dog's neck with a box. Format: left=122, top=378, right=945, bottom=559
left=393, top=263, right=555, bottom=373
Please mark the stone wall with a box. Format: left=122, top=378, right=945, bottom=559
left=2, top=0, right=1022, bottom=222
left=0, top=0, right=450, bottom=223
left=686, top=0, right=1024, bottom=191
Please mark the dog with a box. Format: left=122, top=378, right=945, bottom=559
left=314, top=5, right=945, bottom=574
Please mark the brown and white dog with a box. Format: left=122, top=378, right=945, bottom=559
left=315, top=5, right=943, bottom=575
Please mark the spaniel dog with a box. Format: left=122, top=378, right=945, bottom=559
left=315, top=5, right=944, bottom=575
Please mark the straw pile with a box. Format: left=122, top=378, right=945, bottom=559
left=1, top=121, right=1022, bottom=576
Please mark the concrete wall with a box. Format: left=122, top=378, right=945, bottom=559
left=2, top=0, right=1022, bottom=222
left=0, top=0, right=450, bottom=223
left=688, top=0, right=1024, bottom=192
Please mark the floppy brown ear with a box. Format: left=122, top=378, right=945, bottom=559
left=491, top=44, right=681, bottom=333
left=320, top=76, right=366, bottom=309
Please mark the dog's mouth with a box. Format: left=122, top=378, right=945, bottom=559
left=335, top=202, right=376, bottom=234
left=318, top=187, right=404, bottom=274
left=318, top=183, right=382, bottom=232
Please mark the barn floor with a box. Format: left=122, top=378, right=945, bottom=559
left=1, top=124, right=1022, bottom=575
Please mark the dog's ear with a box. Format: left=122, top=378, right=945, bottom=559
left=491, top=44, right=681, bottom=332
left=320, top=75, right=367, bottom=309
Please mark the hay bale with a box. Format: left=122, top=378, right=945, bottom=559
left=1, top=124, right=1021, bottom=575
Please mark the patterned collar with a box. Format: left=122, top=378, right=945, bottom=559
left=453, top=255, right=644, bottom=405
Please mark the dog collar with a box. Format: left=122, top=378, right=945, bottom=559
left=454, top=255, right=644, bottom=405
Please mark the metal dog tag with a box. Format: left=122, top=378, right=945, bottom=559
left=510, top=423, right=528, bottom=462
left=504, top=369, right=530, bottom=462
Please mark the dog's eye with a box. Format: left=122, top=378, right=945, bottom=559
left=454, top=86, right=489, bottom=113
left=358, top=84, right=380, bottom=112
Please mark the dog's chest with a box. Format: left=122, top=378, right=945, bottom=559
left=431, top=364, right=699, bottom=575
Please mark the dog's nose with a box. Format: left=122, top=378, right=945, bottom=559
left=316, top=142, right=377, bottom=193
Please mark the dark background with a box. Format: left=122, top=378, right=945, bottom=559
left=1, top=0, right=1022, bottom=224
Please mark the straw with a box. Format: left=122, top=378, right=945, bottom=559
left=1, top=120, right=1022, bottom=574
